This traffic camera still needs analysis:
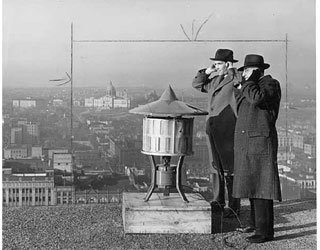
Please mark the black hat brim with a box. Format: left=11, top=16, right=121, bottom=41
left=210, top=58, right=238, bottom=63
left=238, top=63, right=270, bottom=71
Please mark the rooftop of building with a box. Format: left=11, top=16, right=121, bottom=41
left=4, top=145, right=29, bottom=150
left=3, top=174, right=53, bottom=182
left=3, top=198, right=316, bottom=250
left=3, top=159, right=50, bottom=170
left=284, top=171, right=316, bottom=180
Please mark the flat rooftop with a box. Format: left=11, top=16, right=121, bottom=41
left=3, top=198, right=316, bottom=250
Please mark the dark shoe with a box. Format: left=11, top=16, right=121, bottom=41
left=223, top=208, right=240, bottom=218
left=236, top=226, right=255, bottom=233
left=245, top=235, right=274, bottom=243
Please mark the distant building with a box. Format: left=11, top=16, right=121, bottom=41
left=73, top=150, right=102, bottom=168
left=277, top=147, right=295, bottom=162
left=73, top=100, right=81, bottom=106
left=109, top=138, right=144, bottom=167
left=10, top=127, right=23, bottom=144
left=52, top=99, right=63, bottom=106
left=47, top=148, right=69, bottom=160
left=12, top=98, right=46, bottom=108
left=23, top=122, right=39, bottom=144
left=304, top=143, right=316, bottom=157
left=2, top=169, right=76, bottom=207
left=17, top=120, right=28, bottom=126
left=184, top=159, right=210, bottom=178
left=74, top=189, right=122, bottom=204
left=3, top=172, right=55, bottom=207
left=31, top=146, right=43, bottom=158
left=292, top=134, right=304, bottom=151
left=192, top=141, right=209, bottom=161
left=278, top=131, right=293, bottom=147
left=114, top=98, right=130, bottom=108
left=84, top=97, right=94, bottom=107
left=3, top=146, right=28, bottom=159
left=3, top=158, right=50, bottom=173
left=10, top=122, right=39, bottom=145
left=55, top=186, right=75, bottom=205
left=84, top=82, right=130, bottom=109
left=193, top=182, right=209, bottom=192
left=281, top=172, right=316, bottom=190
left=278, top=164, right=291, bottom=174
left=12, top=98, right=36, bottom=108
left=53, top=153, right=73, bottom=173
left=124, top=166, right=145, bottom=176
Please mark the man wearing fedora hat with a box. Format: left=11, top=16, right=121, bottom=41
left=233, top=54, right=282, bottom=243
left=192, top=48, right=242, bottom=218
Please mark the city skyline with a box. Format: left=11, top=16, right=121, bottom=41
left=3, top=0, right=316, bottom=93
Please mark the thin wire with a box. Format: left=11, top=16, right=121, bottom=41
left=73, top=39, right=287, bottom=43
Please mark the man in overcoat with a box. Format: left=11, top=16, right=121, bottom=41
left=233, top=54, right=282, bottom=243
left=192, top=49, right=241, bottom=217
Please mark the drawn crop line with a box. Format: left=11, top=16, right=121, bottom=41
left=73, top=39, right=287, bottom=43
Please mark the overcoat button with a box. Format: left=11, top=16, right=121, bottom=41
left=241, top=130, right=245, bottom=134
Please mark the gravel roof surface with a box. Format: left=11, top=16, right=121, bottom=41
left=3, top=199, right=316, bottom=250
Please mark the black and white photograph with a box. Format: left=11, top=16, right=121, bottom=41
left=2, top=0, right=316, bottom=249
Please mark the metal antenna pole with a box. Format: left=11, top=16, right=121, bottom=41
left=71, top=22, right=74, bottom=203
left=285, top=33, right=288, bottom=137
left=71, top=23, right=74, bottom=153
left=285, top=33, right=288, bottom=201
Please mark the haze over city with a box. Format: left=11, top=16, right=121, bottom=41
left=3, top=0, right=316, bottom=94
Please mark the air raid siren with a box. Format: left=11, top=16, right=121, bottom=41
left=129, top=85, right=208, bottom=202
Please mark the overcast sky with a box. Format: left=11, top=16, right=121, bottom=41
left=3, top=0, right=316, bottom=92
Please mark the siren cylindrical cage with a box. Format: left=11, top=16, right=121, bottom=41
left=142, top=117, right=194, bottom=156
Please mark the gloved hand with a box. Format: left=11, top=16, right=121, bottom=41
left=247, top=69, right=261, bottom=82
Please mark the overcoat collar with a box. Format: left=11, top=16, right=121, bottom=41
left=213, top=73, right=233, bottom=94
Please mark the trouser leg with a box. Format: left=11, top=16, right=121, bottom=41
left=216, top=164, right=225, bottom=207
left=249, top=198, right=256, bottom=228
left=206, top=133, right=225, bottom=207
left=252, top=198, right=274, bottom=236
left=225, top=175, right=240, bottom=213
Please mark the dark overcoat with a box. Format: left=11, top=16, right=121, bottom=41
left=232, top=75, right=282, bottom=201
left=192, top=68, right=242, bottom=173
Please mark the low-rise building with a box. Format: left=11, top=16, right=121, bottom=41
left=3, top=158, right=50, bottom=172
left=53, top=153, right=73, bottom=173
left=3, top=146, right=28, bottom=159
left=304, top=143, right=316, bottom=157
left=277, top=147, right=295, bottom=162
left=47, top=148, right=69, bottom=160
left=52, top=99, right=63, bottom=106
left=281, top=172, right=316, bottom=189
left=31, top=146, right=43, bottom=158
left=12, top=98, right=46, bottom=108
left=3, top=172, right=55, bottom=207
left=55, top=186, right=75, bottom=205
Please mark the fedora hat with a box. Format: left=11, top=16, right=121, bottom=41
left=238, top=54, right=270, bottom=71
left=210, top=49, right=238, bottom=63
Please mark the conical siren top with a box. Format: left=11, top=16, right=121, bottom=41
left=129, top=85, right=208, bottom=117
left=160, top=85, right=178, bottom=102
